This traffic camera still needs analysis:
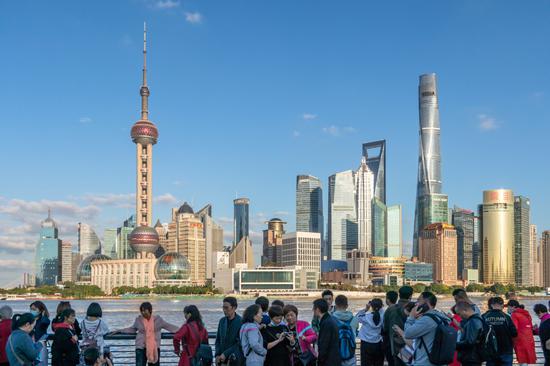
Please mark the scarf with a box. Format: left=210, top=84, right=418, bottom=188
left=143, top=316, right=158, bottom=363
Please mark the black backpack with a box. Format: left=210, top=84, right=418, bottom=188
left=418, top=313, right=457, bottom=365
left=477, top=317, right=499, bottom=361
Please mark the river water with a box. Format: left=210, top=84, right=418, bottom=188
left=2, top=296, right=549, bottom=332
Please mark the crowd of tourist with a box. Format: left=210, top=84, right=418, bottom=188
left=0, top=287, right=549, bottom=366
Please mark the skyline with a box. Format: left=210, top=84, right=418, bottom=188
left=1, top=1, right=550, bottom=287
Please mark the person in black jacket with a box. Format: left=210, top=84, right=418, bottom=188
left=313, top=298, right=341, bottom=366
left=455, top=301, right=484, bottom=366
left=214, top=297, right=243, bottom=365
left=261, top=305, right=295, bottom=366
left=482, top=297, right=517, bottom=366
left=52, top=301, right=82, bottom=337
left=51, top=308, right=80, bottom=366
left=534, top=304, right=550, bottom=366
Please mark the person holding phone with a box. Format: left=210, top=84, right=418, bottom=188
left=357, top=298, right=385, bottom=366
left=261, top=305, right=295, bottom=366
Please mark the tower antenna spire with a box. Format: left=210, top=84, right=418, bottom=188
left=140, top=21, right=150, bottom=120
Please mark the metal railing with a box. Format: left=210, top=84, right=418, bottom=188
left=45, top=332, right=546, bottom=365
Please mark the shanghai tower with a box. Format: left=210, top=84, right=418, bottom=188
left=413, top=74, right=448, bottom=257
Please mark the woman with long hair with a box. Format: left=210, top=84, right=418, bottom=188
left=0, top=306, right=14, bottom=366
left=240, top=304, right=267, bottom=366
left=29, top=301, right=50, bottom=342
left=283, top=304, right=317, bottom=366
left=6, top=313, right=44, bottom=366
left=51, top=308, right=80, bottom=366
left=173, top=305, right=209, bottom=366
left=357, top=298, right=385, bottom=366
left=51, top=301, right=82, bottom=336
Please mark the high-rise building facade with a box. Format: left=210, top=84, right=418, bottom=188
left=514, top=196, right=531, bottom=286
left=229, top=236, right=254, bottom=269
left=413, top=74, right=444, bottom=257
left=166, top=203, right=206, bottom=284
left=473, top=215, right=481, bottom=270
left=116, top=215, right=136, bottom=260
left=419, top=223, right=458, bottom=284
left=233, top=198, right=250, bottom=245
left=262, top=218, right=286, bottom=266
left=282, top=232, right=321, bottom=276
left=328, top=170, right=357, bottom=260
left=103, top=228, right=117, bottom=257
left=372, top=198, right=387, bottom=256
left=355, top=157, right=374, bottom=255
left=531, top=225, right=542, bottom=287
left=78, top=223, right=101, bottom=259
left=452, top=207, right=474, bottom=280
left=59, top=241, right=73, bottom=283
left=35, top=210, right=61, bottom=285
left=480, top=189, right=515, bottom=284
left=542, top=231, right=550, bottom=288
left=296, top=175, right=324, bottom=250
left=362, top=140, right=386, bottom=203
left=387, top=205, right=402, bottom=257
left=197, top=204, right=223, bottom=280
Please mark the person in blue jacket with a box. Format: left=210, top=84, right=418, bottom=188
left=6, top=313, right=44, bottom=366
left=29, top=301, right=50, bottom=342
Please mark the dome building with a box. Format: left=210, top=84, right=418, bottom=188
left=154, top=252, right=192, bottom=286
left=77, top=254, right=111, bottom=283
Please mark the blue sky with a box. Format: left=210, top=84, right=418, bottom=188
left=1, top=0, right=549, bottom=287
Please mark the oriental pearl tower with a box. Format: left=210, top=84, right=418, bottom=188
left=129, top=23, right=160, bottom=258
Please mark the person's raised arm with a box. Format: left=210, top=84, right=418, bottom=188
left=159, top=316, right=180, bottom=333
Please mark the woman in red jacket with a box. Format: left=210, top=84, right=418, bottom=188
left=508, top=300, right=537, bottom=365
left=173, top=305, right=209, bottom=366
left=0, top=306, right=13, bottom=366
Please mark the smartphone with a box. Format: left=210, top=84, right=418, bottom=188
left=417, top=303, right=430, bottom=314
left=103, top=346, right=111, bottom=358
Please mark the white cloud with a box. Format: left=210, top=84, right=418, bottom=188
left=0, top=198, right=100, bottom=222
left=0, top=259, right=33, bottom=270
left=302, top=113, right=317, bottom=121
left=322, top=125, right=340, bottom=136
left=477, top=114, right=499, bottom=131
left=155, top=0, right=180, bottom=9
left=153, top=193, right=178, bottom=205
left=79, top=117, right=92, bottom=124
left=185, top=12, right=202, bottom=24
left=0, top=236, right=35, bottom=254
left=83, top=193, right=134, bottom=208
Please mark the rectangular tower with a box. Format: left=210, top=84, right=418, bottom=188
left=514, top=196, right=531, bottom=286
left=362, top=140, right=386, bottom=204
left=452, top=207, right=475, bottom=280
left=387, top=205, right=403, bottom=257
left=328, top=170, right=357, bottom=260
left=233, top=198, right=250, bottom=246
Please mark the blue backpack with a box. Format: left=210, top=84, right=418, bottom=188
left=335, top=318, right=356, bottom=361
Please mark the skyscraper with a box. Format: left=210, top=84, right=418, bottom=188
left=531, top=225, right=542, bottom=286
left=362, top=140, right=386, bottom=204
left=59, top=240, right=73, bottom=283
left=77, top=223, right=101, bottom=259
left=452, top=207, right=474, bottom=279
left=296, top=175, right=324, bottom=253
left=387, top=205, right=403, bottom=257
left=102, top=228, right=117, bottom=257
left=514, top=196, right=531, bottom=286
left=481, top=189, right=515, bottom=284
left=282, top=232, right=321, bottom=275
left=372, top=197, right=387, bottom=256
left=262, top=218, right=286, bottom=266
left=131, top=24, right=158, bottom=228
left=328, top=170, right=357, bottom=260
left=197, top=204, right=224, bottom=280
left=542, top=231, right=550, bottom=288
left=116, top=215, right=136, bottom=259
left=354, top=157, right=374, bottom=254
left=166, top=203, right=207, bottom=284
left=419, top=223, right=458, bottom=284
left=413, top=74, right=445, bottom=257
left=35, top=210, right=61, bottom=285
left=473, top=215, right=481, bottom=270
left=233, top=198, right=250, bottom=245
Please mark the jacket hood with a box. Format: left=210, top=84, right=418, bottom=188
left=332, top=310, right=354, bottom=321
left=513, top=308, right=532, bottom=319
left=540, top=313, right=550, bottom=322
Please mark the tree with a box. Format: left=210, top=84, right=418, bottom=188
left=488, top=283, right=507, bottom=295
left=466, top=283, right=485, bottom=293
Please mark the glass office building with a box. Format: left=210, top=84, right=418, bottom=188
left=328, top=170, right=357, bottom=260
left=452, top=207, right=475, bottom=279
left=233, top=198, right=250, bottom=245
left=35, top=211, right=61, bottom=285
left=372, top=198, right=387, bottom=256
left=362, top=140, right=386, bottom=204
left=514, top=196, right=531, bottom=286
left=387, top=205, right=402, bottom=257
left=405, top=261, right=433, bottom=283
left=296, top=175, right=324, bottom=243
